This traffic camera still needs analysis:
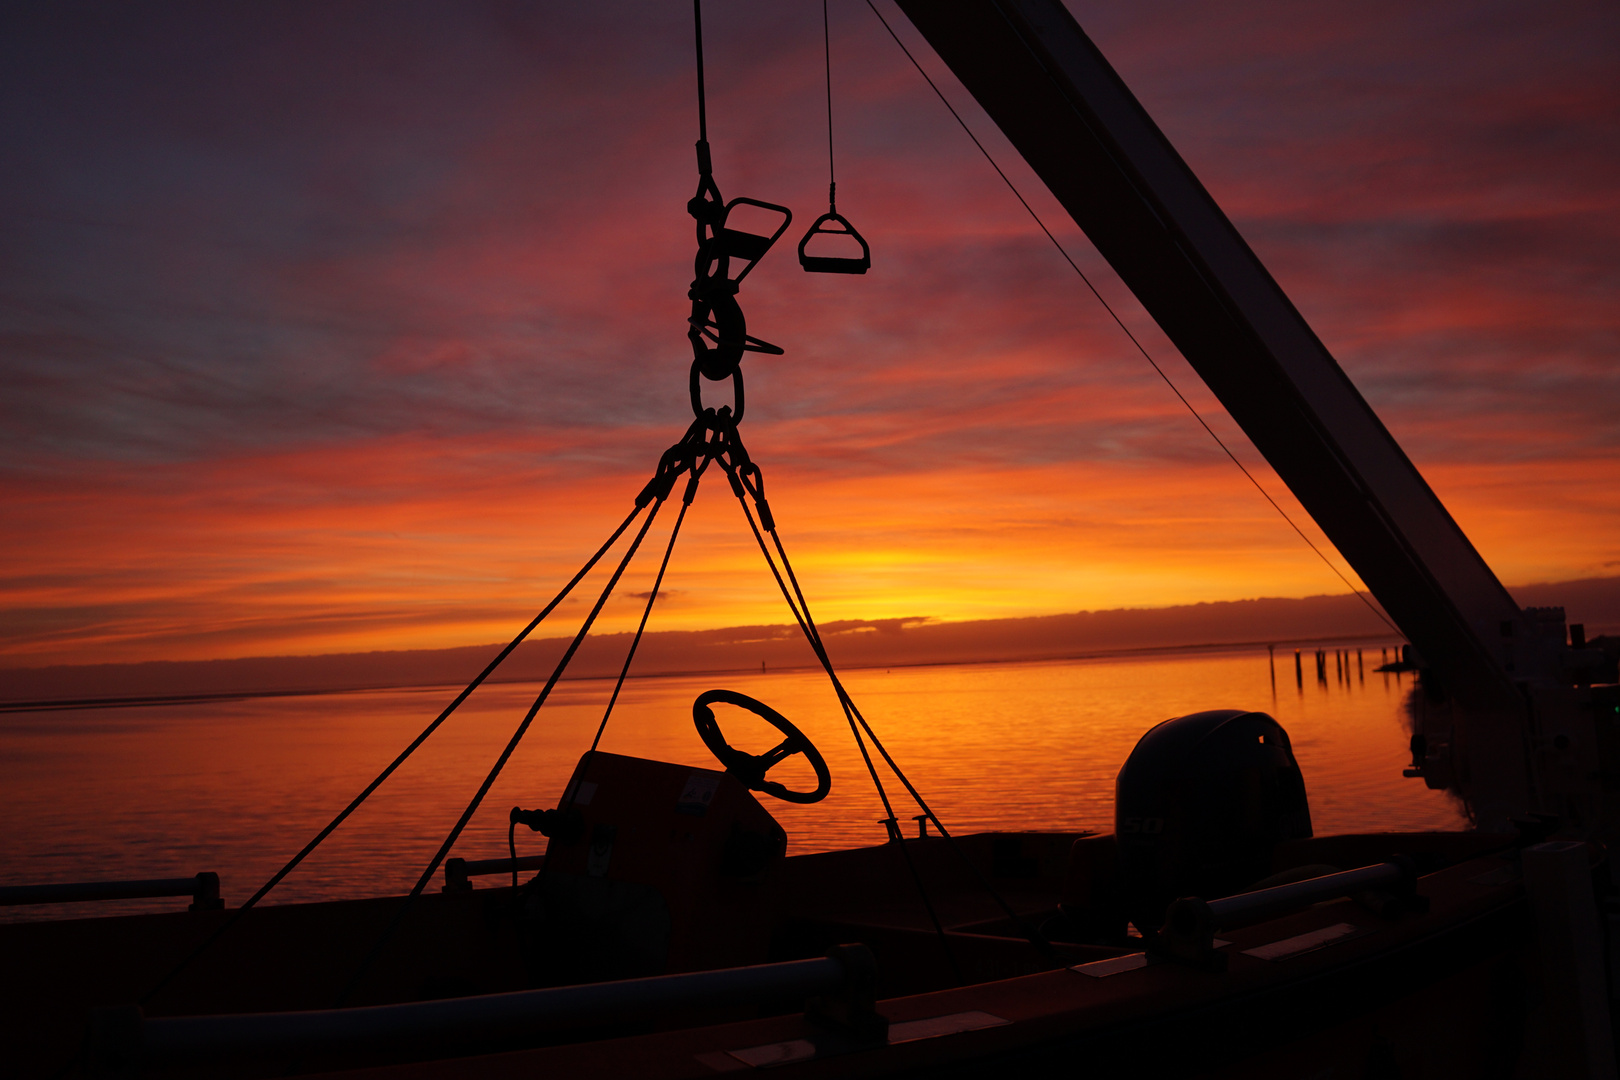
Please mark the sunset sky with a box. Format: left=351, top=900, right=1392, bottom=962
left=3, top=1, right=1616, bottom=669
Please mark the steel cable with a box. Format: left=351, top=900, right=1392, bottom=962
left=863, top=0, right=1399, bottom=637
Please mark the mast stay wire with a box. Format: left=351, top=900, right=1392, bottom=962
left=337, top=492, right=671, bottom=1006
left=140, top=499, right=650, bottom=1007
left=862, top=1, right=1399, bottom=637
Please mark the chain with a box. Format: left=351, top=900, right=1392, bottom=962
left=643, top=403, right=770, bottom=524
left=684, top=1, right=791, bottom=424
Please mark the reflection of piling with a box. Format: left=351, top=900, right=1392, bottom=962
left=1294, top=650, right=1303, bottom=690
left=1316, top=649, right=1327, bottom=683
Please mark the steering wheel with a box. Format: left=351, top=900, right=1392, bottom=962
left=692, top=689, right=831, bottom=804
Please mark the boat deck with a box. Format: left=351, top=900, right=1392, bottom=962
left=0, top=828, right=1538, bottom=1078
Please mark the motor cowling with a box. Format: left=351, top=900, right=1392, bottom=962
left=1115, top=709, right=1312, bottom=934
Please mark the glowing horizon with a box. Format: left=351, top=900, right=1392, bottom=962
left=3, top=2, right=1616, bottom=668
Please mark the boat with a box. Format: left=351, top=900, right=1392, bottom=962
left=4, top=2, right=1617, bottom=1077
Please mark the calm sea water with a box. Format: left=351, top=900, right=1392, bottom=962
left=1, top=646, right=1463, bottom=922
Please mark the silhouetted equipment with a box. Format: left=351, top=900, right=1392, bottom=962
left=1115, top=709, right=1312, bottom=933
left=1154, top=858, right=1425, bottom=969
left=799, top=0, right=870, bottom=274
left=509, top=805, right=584, bottom=843
left=532, top=749, right=790, bottom=980
left=685, top=0, right=792, bottom=421
left=799, top=191, right=871, bottom=275
left=90, top=950, right=876, bottom=1067
left=442, top=855, right=545, bottom=893
left=0, top=872, right=221, bottom=911
left=692, top=688, right=832, bottom=804
left=687, top=186, right=792, bottom=388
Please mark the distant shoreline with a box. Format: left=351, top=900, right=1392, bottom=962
left=4, top=576, right=1613, bottom=712
left=0, top=632, right=1408, bottom=714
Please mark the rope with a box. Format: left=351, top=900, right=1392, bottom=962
left=736, top=486, right=1053, bottom=961
left=336, top=495, right=670, bottom=1006
left=693, top=0, right=708, bottom=145
left=725, top=484, right=961, bottom=980
left=821, top=0, right=837, bottom=206
left=506, top=468, right=708, bottom=902
left=863, top=0, right=1400, bottom=638
left=591, top=490, right=698, bottom=753
left=140, top=500, right=648, bottom=1007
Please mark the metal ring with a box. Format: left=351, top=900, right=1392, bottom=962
left=689, top=359, right=744, bottom=424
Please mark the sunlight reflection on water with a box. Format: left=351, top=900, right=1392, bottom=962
left=0, top=646, right=1463, bottom=922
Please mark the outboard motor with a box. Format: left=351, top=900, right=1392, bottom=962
left=1115, top=709, right=1312, bottom=934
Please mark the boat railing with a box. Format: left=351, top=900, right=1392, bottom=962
left=89, top=944, right=884, bottom=1067
left=0, top=872, right=222, bottom=911
left=441, top=854, right=545, bottom=892
left=1156, top=859, right=1425, bottom=968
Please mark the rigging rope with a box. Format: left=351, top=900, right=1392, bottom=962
left=513, top=451, right=712, bottom=888
left=507, top=471, right=708, bottom=888
left=722, top=477, right=961, bottom=979
left=335, top=402, right=729, bottom=1000
left=337, top=492, right=672, bottom=1005
left=863, top=0, right=1400, bottom=638
left=693, top=0, right=708, bottom=146
left=591, top=488, right=701, bottom=754
left=756, top=506, right=1053, bottom=960
left=821, top=0, right=836, bottom=200
left=714, top=428, right=1059, bottom=967
left=140, top=498, right=651, bottom=1007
